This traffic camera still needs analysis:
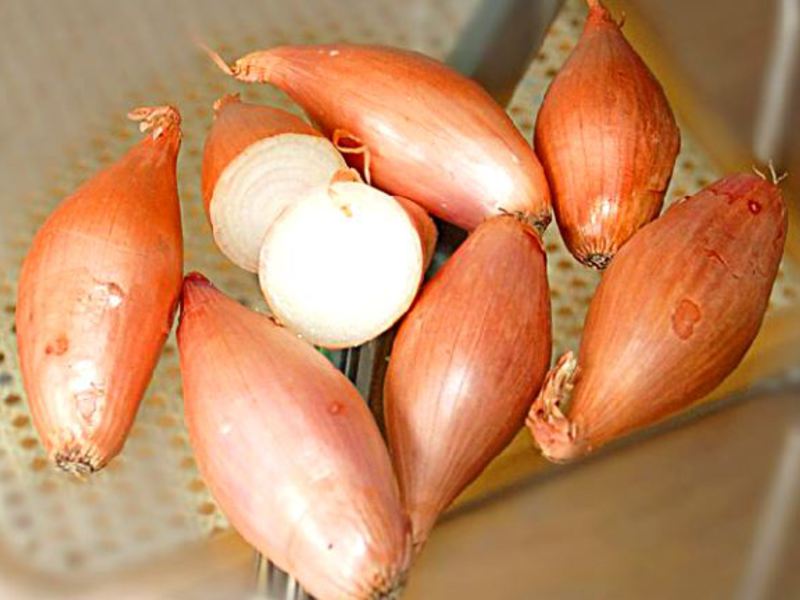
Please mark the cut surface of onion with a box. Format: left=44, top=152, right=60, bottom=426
left=259, top=177, right=423, bottom=348
left=210, top=133, right=345, bottom=272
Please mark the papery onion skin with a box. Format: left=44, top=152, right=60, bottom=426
left=220, top=43, right=552, bottom=231
left=16, top=106, right=183, bottom=476
left=384, top=215, right=552, bottom=550
left=534, top=0, right=680, bottom=269
left=201, top=93, right=320, bottom=215
left=527, top=173, right=787, bottom=462
left=178, top=273, right=411, bottom=600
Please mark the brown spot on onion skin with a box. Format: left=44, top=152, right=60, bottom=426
left=671, top=299, right=701, bottom=340
left=45, top=336, right=69, bottom=356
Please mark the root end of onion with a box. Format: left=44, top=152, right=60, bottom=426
left=527, top=353, right=586, bottom=463
left=532, top=212, right=551, bottom=235
left=583, top=252, right=612, bottom=270
left=53, top=444, right=101, bottom=478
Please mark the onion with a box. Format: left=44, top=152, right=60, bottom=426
left=201, top=93, right=346, bottom=271
left=178, top=273, right=411, bottom=600
left=384, top=215, right=552, bottom=550
left=208, top=43, right=551, bottom=231
left=527, top=173, right=787, bottom=462
left=534, top=0, right=680, bottom=269
left=16, top=106, right=184, bottom=476
left=259, top=170, right=425, bottom=349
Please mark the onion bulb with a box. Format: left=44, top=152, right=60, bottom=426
left=16, top=106, right=184, bottom=476
left=534, top=0, right=680, bottom=268
left=201, top=93, right=346, bottom=271
left=384, top=215, right=552, bottom=550
left=259, top=170, right=425, bottom=349
left=178, top=273, right=411, bottom=600
left=528, top=173, right=787, bottom=462
left=208, top=43, right=551, bottom=231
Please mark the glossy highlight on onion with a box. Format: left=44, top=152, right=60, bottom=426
left=528, top=173, right=787, bottom=462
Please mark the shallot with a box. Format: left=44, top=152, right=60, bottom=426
left=16, top=106, right=184, bottom=475
left=384, top=215, right=552, bottom=550
left=528, top=173, right=787, bottom=462
left=534, top=0, right=680, bottom=268
left=178, top=273, right=411, bottom=600
left=208, top=43, right=551, bottom=231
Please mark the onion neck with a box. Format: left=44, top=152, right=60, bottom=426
left=127, top=105, right=181, bottom=140
left=526, top=352, right=588, bottom=462
left=212, top=92, right=242, bottom=116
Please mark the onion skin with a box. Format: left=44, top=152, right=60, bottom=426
left=527, top=173, right=787, bottom=462
left=534, top=0, right=680, bottom=269
left=394, top=196, right=438, bottom=271
left=219, top=43, right=552, bottom=231
left=16, top=106, right=183, bottom=476
left=178, top=274, right=411, bottom=600
left=384, top=216, right=552, bottom=550
left=201, top=93, right=320, bottom=216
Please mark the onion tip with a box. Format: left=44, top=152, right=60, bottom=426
left=752, top=161, right=789, bottom=186
left=212, top=93, right=242, bottom=116
left=127, top=105, right=181, bottom=139
left=198, top=40, right=236, bottom=76
left=184, top=271, right=213, bottom=288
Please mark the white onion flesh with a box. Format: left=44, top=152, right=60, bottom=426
left=259, top=180, right=424, bottom=348
left=210, top=133, right=346, bottom=272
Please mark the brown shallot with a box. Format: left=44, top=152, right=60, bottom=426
left=384, top=215, right=552, bottom=550
left=178, top=273, right=411, bottom=600
left=208, top=43, right=551, bottom=231
left=16, top=106, right=184, bottom=475
left=528, top=173, right=787, bottom=462
left=534, top=0, right=680, bottom=269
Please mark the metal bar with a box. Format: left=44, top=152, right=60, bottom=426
left=753, top=0, right=800, bottom=165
